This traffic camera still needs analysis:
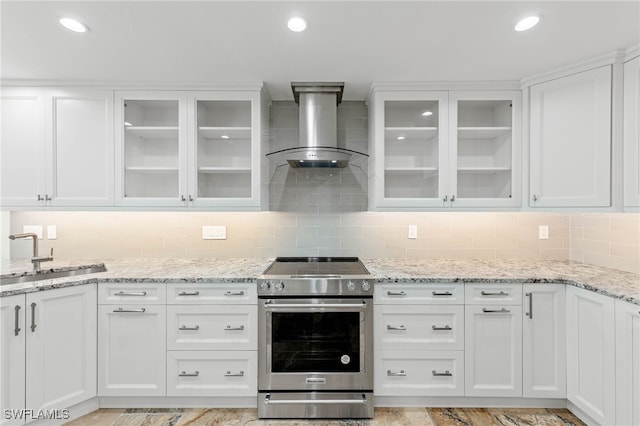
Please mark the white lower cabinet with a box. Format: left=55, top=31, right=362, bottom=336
left=1, top=285, right=96, bottom=425
left=98, top=284, right=167, bottom=397
left=615, top=299, right=640, bottom=426
left=566, top=286, right=616, bottom=426
left=522, top=284, right=566, bottom=399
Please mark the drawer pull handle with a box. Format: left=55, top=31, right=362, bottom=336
left=525, top=292, right=533, bottom=319
left=387, top=325, right=406, bottom=331
left=225, top=325, right=245, bottom=331
left=224, top=370, right=245, bottom=377
left=225, top=290, right=245, bottom=296
left=178, top=291, right=200, bottom=296
left=387, top=291, right=406, bottom=296
left=113, top=307, right=146, bottom=313
left=482, top=307, right=510, bottom=314
left=115, top=291, right=147, bottom=297
left=432, top=325, right=452, bottom=331
left=30, top=303, right=37, bottom=332
left=387, top=369, right=406, bottom=377
left=179, top=325, right=200, bottom=331
left=179, top=371, right=199, bottom=377
left=14, top=305, right=21, bottom=336
left=480, top=291, right=508, bottom=296
left=432, top=370, right=452, bottom=377
left=432, top=291, right=453, bottom=296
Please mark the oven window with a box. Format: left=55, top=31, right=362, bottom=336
left=271, top=312, right=360, bottom=373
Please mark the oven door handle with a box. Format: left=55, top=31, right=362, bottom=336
left=264, top=393, right=368, bottom=405
left=263, top=301, right=367, bottom=309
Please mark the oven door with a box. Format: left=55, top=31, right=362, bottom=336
left=258, top=298, right=373, bottom=391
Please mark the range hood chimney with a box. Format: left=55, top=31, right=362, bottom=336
left=266, top=82, right=368, bottom=169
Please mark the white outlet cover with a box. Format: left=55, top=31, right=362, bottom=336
left=202, top=225, right=226, bottom=240
left=23, top=225, right=43, bottom=239
left=408, top=225, right=418, bottom=239
left=538, top=225, right=549, bottom=240
left=47, top=225, right=57, bottom=240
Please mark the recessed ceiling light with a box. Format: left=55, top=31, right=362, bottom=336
left=124, top=121, right=133, bottom=127
left=397, top=136, right=406, bottom=141
left=221, top=135, right=230, bottom=139
left=514, top=16, right=540, bottom=32
left=287, top=16, right=308, bottom=32
left=421, top=111, right=433, bottom=117
left=59, top=17, right=88, bottom=33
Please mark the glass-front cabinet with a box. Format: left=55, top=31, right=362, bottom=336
left=369, top=88, right=521, bottom=209
left=115, top=88, right=265, bottom=208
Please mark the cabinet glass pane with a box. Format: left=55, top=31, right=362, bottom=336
left=384, top=100, right=439, bottom=199
left=457, top=100, right=512, bottom=199
left=196, top=100, right=252, bottom=198
left=123, top=100, right=179, bottom=198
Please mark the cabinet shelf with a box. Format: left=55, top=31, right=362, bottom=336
left=198, top=167, right=251, bottom=173
left=385, top=167, right=438, bottom=172
left=385, top=127, right=438, bottom=140
left=457, top=127, right=511, bottom=139
left=125, top=166, right=179, bottom=172
left=198, top=127, right=251, bottom=140
left=125, top=126, right=179, bottom=139
left=457, top=167, right=511, bottom=174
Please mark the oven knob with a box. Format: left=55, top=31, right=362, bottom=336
left=361, top=281, right=371, bottom=292
left=274, top=281, right=285, bottom=291
left=259, top=281, right=271, bottom=291
left=347, top=281, right=356, bottom=291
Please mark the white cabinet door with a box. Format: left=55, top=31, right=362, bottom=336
left=530, top=65, right=612, bottom=207
left=448, top=91, right=522, bottom=208
left=25, top=285, right=97, bottom=411
left=0, top=295, right=26, bottom=426
left=98, top=304, right=166, bottom=396
left=615, top=299, right=640, bottom=426
left=522, top=284, right=566, bottom=399
left=624, top=56, right=640, bottom=207
left=566, top=286, right=616, bottom=426
left=0, top=88, right=46, bottom=207
left=464, top=304, right=522, bottom=397
left=45, top=89, right=114, bottom=206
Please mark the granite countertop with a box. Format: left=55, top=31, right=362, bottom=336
left=1, top=258, right=638, bottom=305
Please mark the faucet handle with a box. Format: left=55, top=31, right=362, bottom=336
left=50, top=248, right=54, bottom=256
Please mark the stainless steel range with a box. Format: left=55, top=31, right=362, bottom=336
left=257, top=257, right=374, bottom=419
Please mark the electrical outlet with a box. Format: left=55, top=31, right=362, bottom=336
left=408, top=225, right=418, bottom=239
left=202, top=225, right=226, bottom=240
left=47, top=225, right=57, bottom=240
left=23, top=225, right=43, bottom=239
left=538, top=225, right=549, bottom=240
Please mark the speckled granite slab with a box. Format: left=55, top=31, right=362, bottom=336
left=1, top=258, right=638, bottom=305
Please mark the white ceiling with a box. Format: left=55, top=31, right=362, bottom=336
left=1, top=1, right=639, bottom=100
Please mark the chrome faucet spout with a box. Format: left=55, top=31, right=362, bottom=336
left=8, top=233, right=53, bottom=271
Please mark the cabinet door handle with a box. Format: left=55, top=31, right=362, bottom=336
left=179, top=371, right=199, bottom=377
left=387, top=325, right=406, bottom=331
left=482, top=307, right=510, bottom=313
left=14, top=305, right=21, bottom=336
left=225, top=290, right=245, bottom=296
left=189, top=195, right=194, bottom=202
left=387, top=369, right=406, bottom=377
left=30, top=303, right=36, bottom=332
left=432, top=325, right=452, bottom=331
left=387, top=291, right=406, bottom=296
left=113, top=307, right=146, bottom=313
left=432, top=370, right=452, bottom=377
left=525, top=292, right=533, bottom=319
left=178, top=291, right=200, bottom=296
left=432, top=291, right=453, bottom=296
left=443, top=195, right=448, bottom=202
left=115, top=291, right=147, bottom=297
left=37, top=194, right=45, bottom=201
left=224, top=370, right=244, bottom=377
left=450, top=195, right=456, bottom=202
left=480, top=290, right=508, bottom=296
left=533, top=194, right=538, bottom=202
left=224, top=325, right=245, bottom=331
left=179, top=325, right=200, bottom=331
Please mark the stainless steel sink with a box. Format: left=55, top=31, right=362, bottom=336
left=0, top=264, right=107, bottom=286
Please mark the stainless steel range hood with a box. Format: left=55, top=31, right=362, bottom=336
left=266, top=82, right=368, bottom=169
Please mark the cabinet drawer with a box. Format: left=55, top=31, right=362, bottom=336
left=167, top=305, right=256, bottom=351
left=98, top=282, right=166, bottom=304
left=167, top=283, right=256, bottom=304
left=375, top=350, right=464, bottom=396
left=465, top=283, right=522, bottom=305
left=375, top=305, right=464, bottom=351
left=166, top=350, right=257, bottom=397
left=375, top=283, right=463, bottom=304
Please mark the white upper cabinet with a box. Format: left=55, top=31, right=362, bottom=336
left=529, top=65, right=612, bottom=208
left=1, top=88, right=113, bottom=207
left=368, top=88, right=521, bottom=209
left=115, top=89, right=265, bottom=209
left=624, top=55, right=640, bottom=208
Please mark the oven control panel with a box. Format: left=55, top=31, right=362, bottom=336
left=257, top=278, right=374, bottom=297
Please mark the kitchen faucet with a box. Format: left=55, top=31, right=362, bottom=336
left=8, top=233, right=54, bottom=271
